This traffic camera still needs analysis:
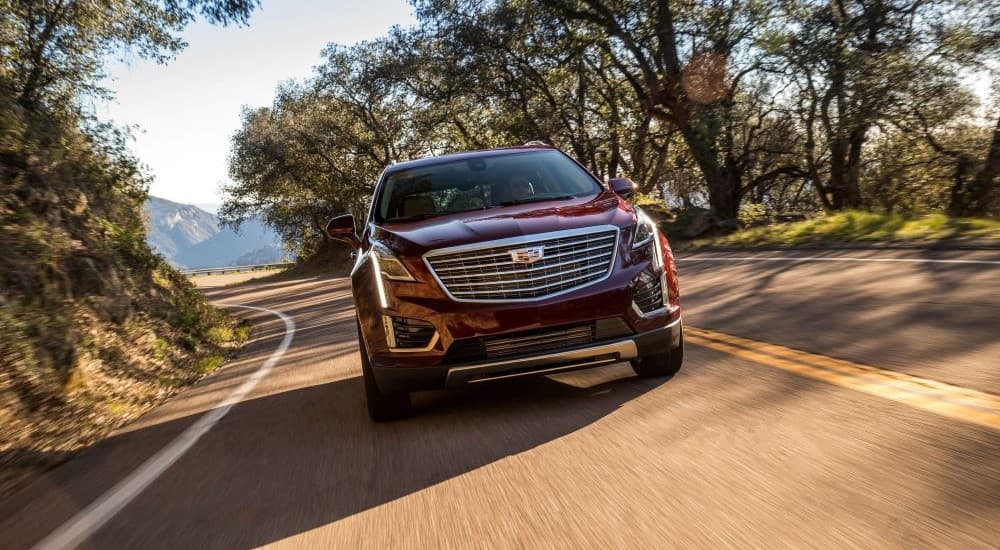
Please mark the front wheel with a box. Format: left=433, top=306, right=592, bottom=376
left=357, top=319, right=412, bottom=422
left=631, top=326, right=684, bottom=378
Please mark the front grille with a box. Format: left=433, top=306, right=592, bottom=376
left=442, top=318, right=633, bottom=364
left=425, top=227, right=618, bottom=301
left=388, top=316, right=436, bottom=349
left=633, top=272, right=664, bottom=314
left=484, top=324, right=594, bottom=358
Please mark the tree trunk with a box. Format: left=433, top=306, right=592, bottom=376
left=947, top=116, right=999, bottom=217
left=828, top=129, right=866, bottom=210
left=966, top=116, right=999, bottom=215
left=608, top=132, right=621, bottom=179
left=844, top=127, right=866, bottom=207
left=311, top=211, right=329, bottom=242
left=674, top=110, right=740, bottom=224
left=687, top=135, right=739, bottom=223
left=945, top=155, right=975, bottom=217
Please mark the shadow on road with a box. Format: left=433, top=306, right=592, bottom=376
left=3, top=267, right=997, bottom=548
left=677, top=251, right=1000, bottom=392
left=77, top=366, right=667, bottom=547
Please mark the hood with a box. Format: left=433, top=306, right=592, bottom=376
left=371, top=190, right=635, bottom=255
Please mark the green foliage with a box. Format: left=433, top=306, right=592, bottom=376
left=227, top=0, right=997, bottom=253
left=195, top=355, right=226, bottom=374
left=687, top=211, right=1000, bottom=248
left=0, top=0, right=258, bottom=110
left=0, top=78, right=252, bottom=463
left=738, top=203, right=772, bottom=227
left=776, top=0, right=999, bottom=213
left=151, top=338, right=170, bottom=361
left=631, top=192, right=663, bottom=207
left=0, top=0, right=261, bottom=493
left=206, top=320, right=252, bottom=347
left=222, top=51, right=419, bottom=256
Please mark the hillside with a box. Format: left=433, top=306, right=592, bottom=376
left=0, top=85, right=250, bottom=496
left=144, top=196, right=285, bottom=268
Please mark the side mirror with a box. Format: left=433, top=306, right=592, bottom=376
left=326, top=214, right=361, bottom=249
left=609, top=178, right=636, bottom=199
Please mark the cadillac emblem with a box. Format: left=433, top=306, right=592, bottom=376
left=509, top=245, right=545, bottom=264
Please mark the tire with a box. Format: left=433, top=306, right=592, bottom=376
left=357, top=319, right=412, bottom=422
left=631, top=326, right=684, bottom=378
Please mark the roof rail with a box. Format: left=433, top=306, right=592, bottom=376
left=523, top=140, right=548, bottom=146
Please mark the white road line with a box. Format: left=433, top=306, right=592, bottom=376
left=33, top=304, right=295, bottom=550
left=678, top=256, right=1000, bottom=266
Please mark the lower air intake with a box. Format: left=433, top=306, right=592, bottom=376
left=388, top=316, right=436, bottom=349
left=633, top=271, right=664, bottom=314
left=442, top=318, right=633, bottom=364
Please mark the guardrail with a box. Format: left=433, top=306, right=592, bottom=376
left=180, top=262, right=294, bottom=276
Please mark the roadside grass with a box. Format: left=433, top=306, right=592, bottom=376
left=206, top=320, right=252, bottom=346
left=682, top=211, right=1000, bottom=249
left=195, top=355, right=227, bottom=374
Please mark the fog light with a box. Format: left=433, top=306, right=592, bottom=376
left=631, top=270, right=665, bottom=315
left=384, top=315, right=438, bottom=351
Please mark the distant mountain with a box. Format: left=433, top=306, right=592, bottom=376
left=144, top=196, right=285, bottom=269
left=194, top=203, right=221, bottom=215
left=172, top=217, right=284, bottom=268
left=146, top=196, right=219, bottom=260
left=232, top=245, right=287, bottom=266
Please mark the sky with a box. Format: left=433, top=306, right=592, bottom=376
left=98, top=0, right=416, bottom=210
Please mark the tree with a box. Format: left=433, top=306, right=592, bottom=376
left=780, top=0, right=999, bottom=210
left=963, top=115, right=1000, bottom=215
left=223, top=41, right=433, bottom=255
left=227, top=0, right=998, bottom=253
left=401, top=1, right=679, bottom=190
left=537, top=0, right=804, bottom=225
left=0, top=0, right=257, bottom=112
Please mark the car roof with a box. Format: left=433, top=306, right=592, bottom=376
left=384, top=145, right=557, bottom=174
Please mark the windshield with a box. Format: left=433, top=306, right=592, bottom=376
left=374, top=150, right=602, bottom=223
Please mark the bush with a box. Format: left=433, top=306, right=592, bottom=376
left=0, top=82, right=250, bottom=496
left=738, top=203, right=772, bottom=227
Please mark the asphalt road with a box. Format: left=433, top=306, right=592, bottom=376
left=2, top=249, right=998, bottom=548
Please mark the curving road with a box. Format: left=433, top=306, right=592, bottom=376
left=2, top=249, right=998, bottom=548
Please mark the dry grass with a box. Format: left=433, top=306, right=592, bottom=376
left=0, top=263, right=252, bottom=497
left=683, top=211, right=1000, bottom=249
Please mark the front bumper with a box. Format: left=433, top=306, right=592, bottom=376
left=373, top=317, right=682, bottom=392
left=357, top=244, right=677, bottom=366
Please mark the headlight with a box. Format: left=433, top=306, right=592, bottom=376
left=371, top=242, right=415, bottom=281
left=631, top=208, right=656, bottom=249
left=631, top=208, right=673, bottom=312
left=369, top=241, right=414, bottom=309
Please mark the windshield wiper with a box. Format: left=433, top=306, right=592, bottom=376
left=497, top=194, right=576, bottom=207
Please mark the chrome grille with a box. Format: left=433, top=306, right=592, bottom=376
left=425, top=227, right=619, bottom=301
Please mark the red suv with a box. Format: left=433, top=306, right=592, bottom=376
left=327, top=145, right=683, bottom=421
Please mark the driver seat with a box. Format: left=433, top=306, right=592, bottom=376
left=401, top=195, right=436, bottom=218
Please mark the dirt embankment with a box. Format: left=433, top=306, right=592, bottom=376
left=0, top=88, right=249, bottom=498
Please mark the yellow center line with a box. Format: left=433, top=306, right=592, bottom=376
left=685, top=326, right=1000, bottom=430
